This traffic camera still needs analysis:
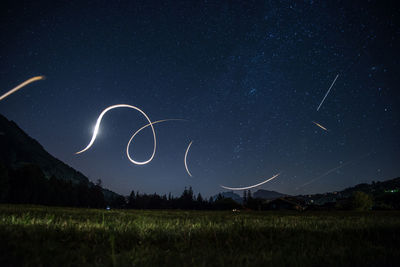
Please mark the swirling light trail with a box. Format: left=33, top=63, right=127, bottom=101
left=220, top=173, right=280, bottom=191
left=126, top=119, right=186, bottom=164
left=184, top=141, right=193, bottom=177
left=0, top=76, right=45, bottom=101
left=76, top=104, right=156, bottom=165
left=312, top=121, right=329, bottom=131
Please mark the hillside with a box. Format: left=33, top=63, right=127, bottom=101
left=253, top=189, right=287, bottom=200
left=0, top=113, right=120, bottom=201
left=297, top=177, right=400, bottom=206
left=214, top=192, right=243, bottom=203
left=340, top=177, right=400, bottom=197
left=215, top=189, right=288, bottom=204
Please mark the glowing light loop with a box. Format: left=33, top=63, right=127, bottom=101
left=76, top=104, right=157, bottom=165
left=126, top=119, right=186, bottom=164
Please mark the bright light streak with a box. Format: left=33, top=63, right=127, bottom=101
left=126, top=119, right=186, bottom=164
left=76, top=104, right=156, bottom=165
left=312, top=121, right=329, bottom=131
left=220, top=173, right=280, bottom=191
left=316, top=74, right=339, bottom=111
left=0, top=76, right=45, bottom=101
left=184, top=141, right=193, bottom=177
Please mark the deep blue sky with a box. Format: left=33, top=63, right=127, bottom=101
left=1, top=0, right=399, bottom=197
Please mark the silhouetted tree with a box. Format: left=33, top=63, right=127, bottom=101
left=110, top=195, right=126, bottom=208
left=247, top=189, right=252, bottom=200
left=0, top=163, right=107, bottom=208
left=196, top=193, right=202, bottom=202
left=89, top=179, right=105, bottom=208
left=180, top=186, right=195, bottom=209
left=214, top=197, right=241, bottom=210
left=127, top=190, right=136, bottom=208
left=242, top=190, right=247, bottom=206
left=216, top=193, right=223, bottom=201
left=0, top=162, right=10, bottom=202
left=351, top=191, right=373, bottom=211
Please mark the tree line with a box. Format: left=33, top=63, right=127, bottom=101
left=0, top=163, right=105, bottom=208
left=0, top=163, right=244, bottom=210
left=121, top=187, right=242, bottom=210
left=1, top=163, right=399, bottom=211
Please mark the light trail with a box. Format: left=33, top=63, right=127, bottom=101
left=220, top=173, right=280, bottom=191
left=312, top=121, right=329, bottom=131
left=299, top=163, right=352, bottom=188
left=126, top=119, right=186, bottom=164
left=316, top=74, right=339, bottom=111
left=297, top=152, right=372, bottom=189
left=76, top=104, right=157, bottom=165
left=184, top=141, right=193, bottom=177
left=0, top=76, right=45, bottom=101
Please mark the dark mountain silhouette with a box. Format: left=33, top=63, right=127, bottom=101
left=340, top=177, right=400, bottom=197
left=214, top=191, right=243, bottom=203
left=295, top=177, right=400, bottom=207
left=253, top=189, right=288, bottom=200
left=214, top=189, right=288, bottom=204
left=0, top=113, right=120, bottom=201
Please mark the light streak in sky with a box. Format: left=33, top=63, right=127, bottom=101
left=76, top=104, right=157, bottom=165
left=0, top=76, right=45, bottom=101
left=312, top=121, right=329, bottom=131
left=316, top=74, right=339, bottom=111
left=126, top=119, right=186, bottom=164
left=220, top=173, right=280, bottom=191
left=184, top=141, right=193, bottom=177
left=297, top=152, right=372, bottom=189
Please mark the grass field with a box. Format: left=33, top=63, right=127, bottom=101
left=1, top=205, right=400, bottom=266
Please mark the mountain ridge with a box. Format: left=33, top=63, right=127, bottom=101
left=214, top=189, right=288, bottom=204
left=0, top=113, right=120, bottom=200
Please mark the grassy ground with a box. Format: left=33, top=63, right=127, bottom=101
left=1, top=205, right=400, bottom=266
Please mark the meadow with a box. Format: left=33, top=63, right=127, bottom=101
left=1, top=204, right=399, bottom=266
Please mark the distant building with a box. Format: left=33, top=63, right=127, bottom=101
left=384, top=189, right=399, bottom=193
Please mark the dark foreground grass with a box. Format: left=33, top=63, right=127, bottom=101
left=0, top=205, right=400, bottom=266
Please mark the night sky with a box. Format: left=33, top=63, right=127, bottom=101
left=1, top=1, right=399, bottom=197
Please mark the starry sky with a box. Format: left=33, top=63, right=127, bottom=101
left=1, top=0, right=399, bottom=197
